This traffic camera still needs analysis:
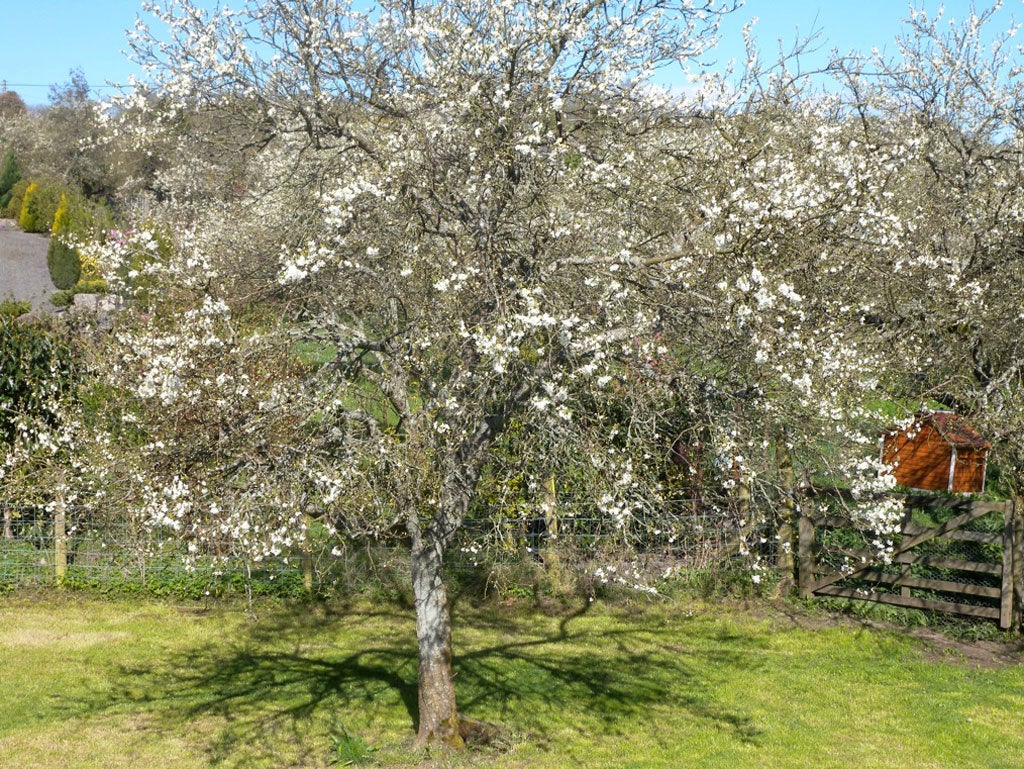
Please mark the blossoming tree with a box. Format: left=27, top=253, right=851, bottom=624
left=80, top=0, right=1024, bottom=747
left=95, top=0, right=750, bottom=746
left=828, top=4, right=1024, bottom=503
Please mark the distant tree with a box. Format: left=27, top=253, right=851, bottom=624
left=0, top=90, right=27, bottom=119
left=0, top=72, right=126, bottom=202
left=43, top=70, right=119, bottom=199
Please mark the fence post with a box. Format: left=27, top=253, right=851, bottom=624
left=736, top=477, right=751, bottom=547
left=1000, top=499, right=1015, bottom=630
left=301, top=512, right=314, bottom=596
left=54, top=499, right=68, bottom=584
left=797, top=502, right=814, bottom=598
left=899, top=502, right=914, bottom=598
left=1013, top=498, right=1023, bottom=632
left=775, top=438, right=796, bottom=596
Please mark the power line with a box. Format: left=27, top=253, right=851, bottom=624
left=1, top=82, right=130, bottom=90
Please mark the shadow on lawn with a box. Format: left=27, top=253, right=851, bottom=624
left=82, top=601, right=764, bottom=766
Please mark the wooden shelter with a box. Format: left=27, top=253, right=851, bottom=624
left=881, top=411, right=990, bottom=494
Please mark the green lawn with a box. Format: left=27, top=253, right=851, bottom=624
left=1, top=594, right=1022, bottom=768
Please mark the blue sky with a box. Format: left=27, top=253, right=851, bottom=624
left=0, top=1, right=1018, bottom=105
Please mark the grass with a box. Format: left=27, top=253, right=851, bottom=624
left=1, top=593, right=1022, bottom=768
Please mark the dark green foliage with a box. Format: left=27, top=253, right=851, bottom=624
left=0, top=149, right=20, bottom=208
left=46, top=237, right=81, bottom=290
left=0, top=316, right=77, bottom=447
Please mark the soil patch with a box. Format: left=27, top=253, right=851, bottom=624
left=769, top=599, right=1024, bottom=669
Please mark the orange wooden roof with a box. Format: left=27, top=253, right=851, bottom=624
left=918, top=411, right=991, bottom=450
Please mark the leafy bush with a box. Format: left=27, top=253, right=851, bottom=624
left=45, top=192, right=116, bottom=290
left=74, top=279, right=107, bottom=294
left=50, top=289, right=76, bottom=307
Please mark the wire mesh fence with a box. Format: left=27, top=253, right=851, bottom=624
left=0, top=497, right=756, bottom=596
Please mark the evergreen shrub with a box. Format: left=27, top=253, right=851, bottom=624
left=0, top=149, right=20, bottom=208
left=47, top=238, right=81, bottom=289
left=50, top=289, right=75, bottom=307
left=75, top=279, right=107, bottom=294
left=2, top=179, right=30, bottom=219
left=17, top=182, right=40, bottom=231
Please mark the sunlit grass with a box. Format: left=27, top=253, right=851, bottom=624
left=1, top=594, right=1022, bottom=768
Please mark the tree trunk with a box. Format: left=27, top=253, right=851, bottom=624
left=410, top=533, right=464, bottom=749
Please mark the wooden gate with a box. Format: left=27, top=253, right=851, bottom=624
left=799, top=495, right=1023, bottom=629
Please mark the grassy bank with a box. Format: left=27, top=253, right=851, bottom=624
left=1, top=594, right=1022, bottom=768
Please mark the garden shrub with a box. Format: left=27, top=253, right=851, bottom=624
left=17, top=179, right=65, bottom=233
left=48, top=194, right=80, bottom=290
left=74, top=279, right=107, bottom=294
left=0, top=149, right=20, bottom=208
left=50, top=289, right=76, bottom=307
left=34, top=183, right=67, bottom=232
left=47, top=237, right=81, bottom=290
left=2, top=179, right=30, bottom=219
left=17, top=182, right=40, bottom=231
left=46, top=192, right=115, bottom=291
left=0, top=298, right=31, bottom=317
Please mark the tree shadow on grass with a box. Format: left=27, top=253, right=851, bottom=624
left=454, top=604, right=766, bottom=748
left=74, top=601, right=765, bottom=766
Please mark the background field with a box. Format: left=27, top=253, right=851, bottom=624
left=2, top=594, right=1022, bottom=769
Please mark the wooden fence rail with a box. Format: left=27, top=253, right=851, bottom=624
left=798, top=495, right=1022, bottom=630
